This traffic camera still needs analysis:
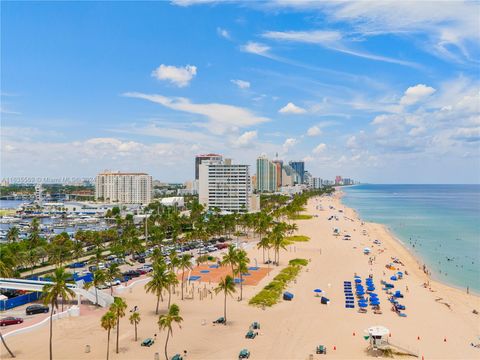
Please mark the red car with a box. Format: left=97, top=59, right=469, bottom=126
left=0, top=317, right=23, bottom=326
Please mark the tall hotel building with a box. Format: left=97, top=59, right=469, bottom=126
left=198, top=158, right=252, bottom=212
left=195, top=153, right=223, bottom=180
left=256, top=156, right=277, bottom=192
left=95, top=171, right=152, bottom=204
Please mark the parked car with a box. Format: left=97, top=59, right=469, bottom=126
left=0, top=317, right=23, bottom=326
left=135, top=269, right=147, bottom=275
left=26, top=304, right=49, bottom=315
left=123, top=270, right=141, bottom=278
left=137, top=257, right=146, bottom=264
left=68, top=261, right=86, bottom=269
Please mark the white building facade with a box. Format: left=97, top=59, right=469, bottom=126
left=198, top=159, right=252, bottom=212
left=95, top=171, right=152, bottom=204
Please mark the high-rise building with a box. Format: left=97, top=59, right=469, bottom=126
left=35, top=184, right=43, bottom=205
left=289, top=161, right=305, bottom=184
left=303, top=171, right=312, bottom=186
left=95, top=171, right=152, bottom=204
left=198, top=158, right=252, bottom=212
left=195, top=153, right=222, bottom=180
left=310, top=177, right=323, bottom=189
left=256, top=156, right=277, bottom=192
left=335, top=175, right=343, bottom=185
left=272, top=160, right=283, bottom=189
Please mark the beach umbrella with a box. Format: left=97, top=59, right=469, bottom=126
left=369, top=293, right=378, bottom=297
left=390, top=276, right=397, bottom=281
left=354, top=275, right=361, bottom=279
left=355, top=278, right=362, bottom=283
left=313, top=289, right=323, bottom=293
left=358, top=302, right=368, bottom=308
left=356, top=291, right=365, bottom=296
left=370, top=299, right=380, bottom=304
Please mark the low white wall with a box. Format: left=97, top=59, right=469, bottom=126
left=3, top=306, right=79, bottom=339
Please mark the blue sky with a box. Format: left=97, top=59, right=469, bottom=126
left=2, top=1, right=479, bottom=183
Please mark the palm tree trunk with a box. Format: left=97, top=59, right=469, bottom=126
left=115, top=318, right=119, bottom=354
left=164, top=329, right=170, bottom=360
left=0, top=331, right=15, bottom=358
left=168, top=287, right=172, bottom=308
left=106, top=329, right=110, bottom=360
left=95, top=287, right=99, bottom=306
left=156, top=294, right=160, bottom=315
left=240, top=273, right=243, bottom=301
left=262, top=247, right=265, bottom=263
left=134, top=323, right=137, bottom=342
left=224, top=290, right=227, bottom=325
left=49, top=300, right=54, bottom=360
left=181, top=271, right=185, bottom=300
left=110, top=284, right=113, bottom=296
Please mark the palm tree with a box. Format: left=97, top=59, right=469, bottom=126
left=214, top=275, right=236, bottom=325
left=104, top=264, right=122, bottom=295
left=235, top=250, right=249, bottom=301
left=0, top=261, right=15, bottom=358
left=129, top=311, right=141, bottom=341
left=100, top=311, right=116, bottom=360
left=178, top=254, right=193, bottom=300
left=221, top=244, right=238, bottom=277
left=158, top=304, right=183, bottom=360
left=269, top=223, right=289, bottom=265
left=42, top=267, right=75, bottom=360
left=257, top=236, right=271, bottom=264
left=6, top=226, right=19, bottom=243
left=109, top=297, right=127, bottom=354
left=92, top=270, right=106, bottom=306
left=166, top=270, right=179, bottom=308
left=145, top=262, right=169, bottom=314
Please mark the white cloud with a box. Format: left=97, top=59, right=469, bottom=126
left=282, top=138, right=297, bottom=152
left=231, top=79, right=250, bottom=89
left=124, top=92, right=270, bottom=134
left=303, top=155, right=314, bottom=162
left=306, top=126, right=321, bottom=136
left=400, top=84, right=436, bottom=106
left=151, top=64, right=197, bottom=87
left=262, top=29, right=419, bottom=67
left=279, top=102, right=307, bottom=114
left=262, top=30, right=341, bottom=44
left=217, top=27, right=231, bottom=39
left=313, top=143, right=327, bottom=154
left=232, top=130, right=258, bottom=148
left=241, top=42, right=271, bottom=56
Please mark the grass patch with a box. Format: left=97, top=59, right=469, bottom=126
left=285, top=235, right=310, bottom=243
left=289, top=214, right=313, bottom=220
left=249, top=258, right=307, bottom=307
left=0, top=209, right=16, bottom=216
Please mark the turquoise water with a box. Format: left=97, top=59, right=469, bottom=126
left=342, top=184, right=480, bottom=292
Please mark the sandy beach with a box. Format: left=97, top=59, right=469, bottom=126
left=2, top=192, right=479, bottom=360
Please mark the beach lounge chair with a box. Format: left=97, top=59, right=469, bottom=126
left=238, top=348, right=250, bottom=359
left=141, top=338, right=154, bottom=347
left=245, top=330, right=257, bottom=339
left=316, top=345, right=327, bottom=354
left=283, top=292, right=294, bottom=301
left=250, top=322, right=260, bottom=330
left=213, top=317, right=226, bottom=324
left=171, top=355, right=183, bottom=360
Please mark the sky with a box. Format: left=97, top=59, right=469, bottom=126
left=1, top=0, right=479, bottom=183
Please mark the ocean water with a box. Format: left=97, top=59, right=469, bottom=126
left=342, top=184, right=480, bottom=293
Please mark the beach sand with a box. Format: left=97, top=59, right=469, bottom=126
left=2, top=193, right=479, bottom=359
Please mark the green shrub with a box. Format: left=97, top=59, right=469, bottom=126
left=289, top=214, right=313, bottom=220
left=289, top=258, right=309, bottom=266
left=285, top=235, right=310, bottom=242
left=249, top=258, right=308, bottom=307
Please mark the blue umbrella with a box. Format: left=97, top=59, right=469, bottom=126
left=355, top=279, right=362, bottom=283
left=369, top=293, right=378, bottom=297
left=356, top=291, right=365, bottom=296
left=313, top=289, right=323, bottom=293
left=354, top=275, right=361, bottom=279
left=370, top=301, right=380, bottom=306
left=358, top=302, right=368, bottom=308
left=390, top=276, right=397, bottom=281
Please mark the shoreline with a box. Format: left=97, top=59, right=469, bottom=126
left=337, top=189, right=480, bottom=297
